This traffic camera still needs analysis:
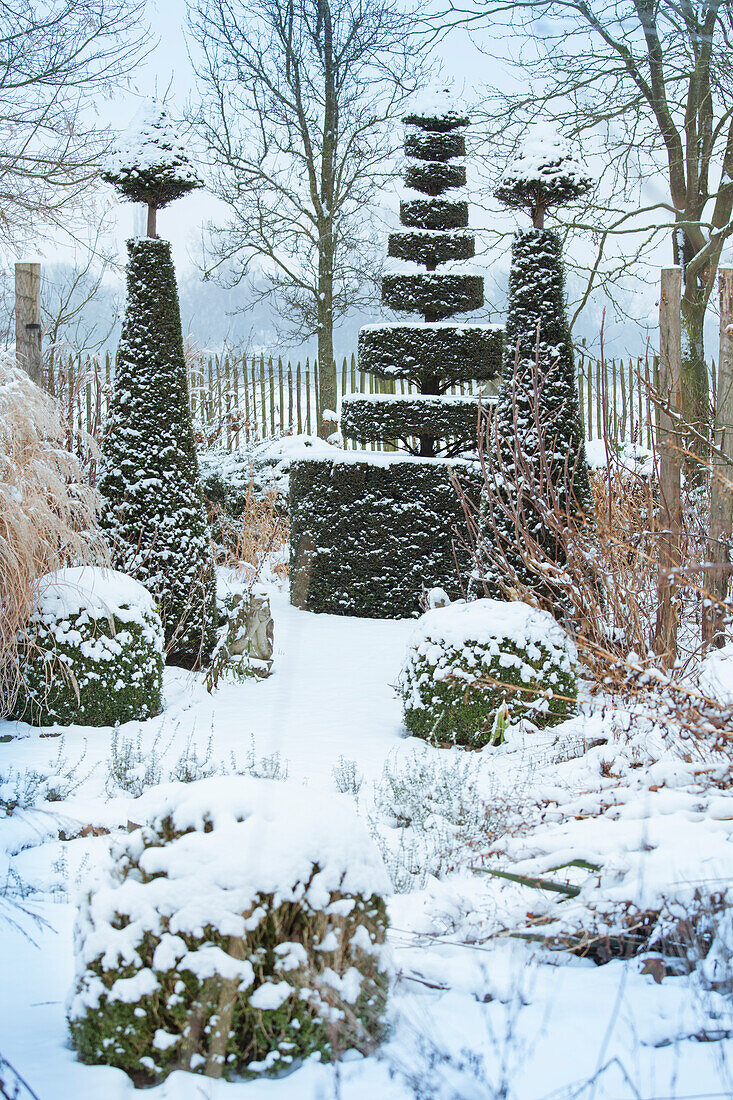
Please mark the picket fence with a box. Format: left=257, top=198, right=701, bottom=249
left=46, top=348, right=718, bottom=456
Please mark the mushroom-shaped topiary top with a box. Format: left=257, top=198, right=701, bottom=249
left=102, top=101, right=202, bottom=238
left=402, top=86, right=469, bottom=132
left=495, top=124, right=592, bottom=229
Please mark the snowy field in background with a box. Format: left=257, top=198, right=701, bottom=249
left=1, top=584, right=732, bottom=1100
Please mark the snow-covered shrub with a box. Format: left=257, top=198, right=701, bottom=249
left=14, top=568, right=163, bottom=727
left=98, top=237, right=216, bottom=667
left=0, top=355, right=106, bottom=715
left=397, top=599, right=577, bottom=746
left=68, top=777, right=390, bottom=1082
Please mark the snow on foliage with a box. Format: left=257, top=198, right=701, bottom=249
left=68, top=776, right=390, bottom=1082
left=397, top=598, right=578, bottom=746
left=14, top=566, right=163, bottom=727
left=495, top=123, right=593, bottom=218
left=102, top=100, right=202, bottom=209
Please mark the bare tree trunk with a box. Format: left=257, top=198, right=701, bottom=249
left=147, top=202, right=157, bottom=239
left=15, top=262, right=43, bottom=388
left=317, top=238, right=337, bottom=438
left=655, top=266, right=683, bottom=667
left=680, top=270, right=712, bottom=480
left=703, top=267, right=733, bottom=648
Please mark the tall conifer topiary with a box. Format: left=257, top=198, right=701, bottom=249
left=99, top=103, right=216, bottom=666
left=477, top=126, right=594, bottom=603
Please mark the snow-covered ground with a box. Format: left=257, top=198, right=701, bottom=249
left=1, top=585, right=732, bottom=1099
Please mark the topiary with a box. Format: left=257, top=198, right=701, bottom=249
left=98, top=237, right=217, bottom=667
left=476, top=125, right=594, bottom=604
left=68, top=777, right=390, bottom=1084
left=397, top=598, right=578, bottom=747
left=102, top=100, right=202, bottom=239
left=14, top=567, right=163, bottom=727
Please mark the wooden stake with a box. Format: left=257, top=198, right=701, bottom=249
left=703, top=268, right=733, bottom=648
left=14, top=262, right=43, bottom=387
left=655, top=267, right=683, bottom=667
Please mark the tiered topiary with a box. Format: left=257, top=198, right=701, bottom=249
left=341, top=95, right=502, bottom=457
left=397, top=598, right=578, bottom=747
left=68, top=777, right=390, bottom=1083
left=14, top=568, right=163, bottom=727
left=99, top=103, right=217, bottom=666
left=290, top=93, right=502, bottom=618
left=476, top=126, right=594, bottom=602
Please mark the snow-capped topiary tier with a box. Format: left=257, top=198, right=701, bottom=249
left=68, top=776, right=390, bottom=1083
left=14, top=567, right=163, bottom=727
left=290, top=93, right=502, bottom=618
left=397, top=597, right=578, bottom=747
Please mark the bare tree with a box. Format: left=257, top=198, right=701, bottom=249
left=187, top=0, right=430, bottom=437
left=436, top=0, right=733, bottom=470
left=0, top=0, right=148, bottom=242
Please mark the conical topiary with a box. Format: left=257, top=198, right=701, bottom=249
left=99, top=107, right=216, bottom=667
left=477, top=125, right=593, bottom=602
left=341, top=92, right=502, bottom=458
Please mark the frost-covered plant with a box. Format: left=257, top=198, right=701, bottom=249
left=14, top=568, right=163, bottom=728
left=333, top=757, right=364, bottom=799
left=68, top=777, right=390, bottom=1083
left=370, top=748, right=501, bottom=891
left=98, top=235, right=217, bottom=668
left=105, top=729, right=165, bottom=798
left=397, top=599, right=578, bottom=747
left=0, top=739, right=90, bottom=815
left=0, top=355, right=106, bottom=715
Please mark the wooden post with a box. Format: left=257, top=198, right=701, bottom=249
left=655, top=267, right=683, bottom=667
left=703, top=268, right=733, bottom=648
left=15, top=262, right=43, bottom=387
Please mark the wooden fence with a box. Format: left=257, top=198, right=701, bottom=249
left=48, top=348, right=719, bottom=456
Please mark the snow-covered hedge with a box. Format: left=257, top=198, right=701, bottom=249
left=382, top=273, right=484, bottom=319
left=404, top=160, right=466, bottom=194
left=400, top=198, right=469, bottom=230
left=387, top=228, right=475, bottom=267
left=359, top=322, right=502, bottom=389
left=68, top=777, right=390, bottom=1083
left=404, top=128, right=465, bottom=161
left=289, top=454, right=482, bottom=618
left=340, top=394, right=480, bottom=454
left=397, top=598, right=578, bottom=746
left=15, top=567, right=163, bottom=727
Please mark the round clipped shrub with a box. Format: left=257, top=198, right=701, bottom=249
left=397, top=598, right=578, bottom=747
left=400, top=198, right=469, bottom=230
left=340, top=394, right=481, bottom=455
left=388, top=229, right=474, bottom=267
left=15, top=567, right=163, bottom=727
left=68, top=777, right=390, bottom=1083
left=359, top=322, right=502, bottom=388
left=382, top=273, right=483, bottom=319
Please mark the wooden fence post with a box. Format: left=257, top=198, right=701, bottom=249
left=654, top=267, right=683, bottom=666
left=703, top=268, right=733, bottom=648
left=15, top=262, right=43, bottom=387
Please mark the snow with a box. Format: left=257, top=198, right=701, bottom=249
left=32, top=566, right=157, bottom=623
left=405, top=597, right=576, bottom=661
left=360, top=321, right=502, bottom=334
left=499, top=122, right=592, bottom=190
left=1, top=584, right=733, bottom=1098
left=585, top=437, right=654, bottom=477
left=105, top=100, right=200, bottom=184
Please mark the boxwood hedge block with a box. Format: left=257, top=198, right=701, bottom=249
left=397, top=598, right=578, bottom=747
left=404, top=161, right=466, bottom=195
left=359, top=323, right=502, bottom=388
left=15, top=567, right=163, bottom=727
left=404, top=129, right=465, bottom=161
left=341, top=395, right=480, bottom=454
left=290, top=456, right=482, bottom=618
left=388, top=229, right=474, bottom=267
left=382, top=274, right=483, bottom=318
left=68, top=777, right=390, bottom=1083
left=400, top=199, right=468, bottom=231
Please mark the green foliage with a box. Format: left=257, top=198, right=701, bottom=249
left=480, top=228, right=593, bottom=600
left=404, top=130, right=465, bottom=161
left=404, top=161, right=466, bottom=194
left=68, top=792, right=389, bottom=1083
left=340, top=394, right=481, bottom=456
left=358, top=324, right=502, bottom=389
left=387, top=229, right=474, bottom=267
left=99, top=239, right=217, bottom=667
left=397, top=616, right=578, bottom=748
left=102, top=104, right=202, bottom=210
left=289, top=457, right=482, bottom=618
left=400, top=199, right=469, bottom=230
left=14, top=604, right=163, bottom=728
left=382, top=273, right=484, bottom=320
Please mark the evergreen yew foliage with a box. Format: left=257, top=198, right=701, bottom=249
left=102, top=103, right=201, bottom=213
left=477, top=128, right=593, bottom=604
left=99, top=239, right=217, bottom=666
